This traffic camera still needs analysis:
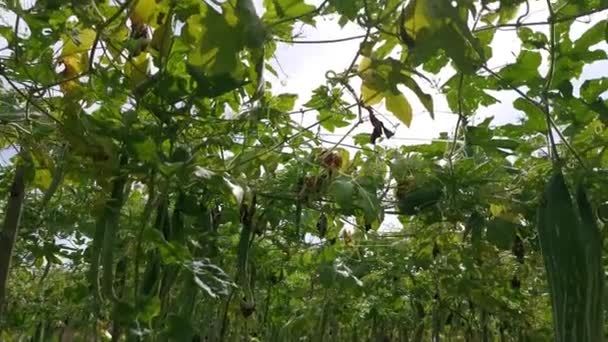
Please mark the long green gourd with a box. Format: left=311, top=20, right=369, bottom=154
left=537, top=171, right=603, bottom=341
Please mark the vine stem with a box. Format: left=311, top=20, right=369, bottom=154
left=542, top=0, right=561, bottom=164
left=0, top=71, right=61, bottom=125
left=474, top=5, right=608, bottom=32
left=88, top=0, right=134, bottom=72
left=448, top=74, right=465, bottom=172
left=227, top=117, right=332, bottom=172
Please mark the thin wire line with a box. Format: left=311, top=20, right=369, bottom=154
left=275, top=34, right=367, bottom=44
left=319, top=133, right=464, bottom=144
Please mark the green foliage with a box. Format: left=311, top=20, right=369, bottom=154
left=0, top=0, right=607, bottom=341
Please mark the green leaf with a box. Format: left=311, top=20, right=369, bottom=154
left=331, top=0, right=362, bottom=22
left=114, top=301, right=138, bottom=324
left=319, top=262, right=335, bottom=288
left=385, top=92, right=412, bottom=127
left=164, top=314, right=195, bottom=340
left=374, top=57, right=434, bottom=119
left=187, top=64, right=248, bottom=97
left=61, top=28, right=96, bottom=57
left=445, top=74, right=498, bottom=114
left=399, top=75, right=434, bottom=119
left=159, top=162, right=186, bottom=177
left=237, top=0, right=267, bottom=49
left=272, top=93, right=298, bottom=111
left=389, top=156, right=413, bottom=183
left=402, top=0, right=485, bottom=72
left=580, top=78, right=608, bottom=103
left=423, top=52, right=449, bottom=73
left=513, top=97, right=546, bottom=132
left=353, top=133, right=371, bottom=146
left=498, top=1, right=522, bottom=24
left=133, top=137, right=158, bottom=164
left=486, top=218, right=515, bottom=250
left=486, top=138, right=520, bottom=151
left=184, top=5, right=244, bottom=75
left=151, top=231, right=192, bottom=263
left=499, top=50, right=542, bottom=87
left=330, top=179, right=355, bottom=209
left=138, top=296, right=161, bottom=322
left=572, top=20, right=607, bottom=54
left=263, top=0, right=316, bottom=25
left=470, top=290, right=504, bottom=312
left=517, top=27, right=548, bottom=49
left=355, top=187, right=381, bottom=224
left=318, top=109, right=352, bottom=132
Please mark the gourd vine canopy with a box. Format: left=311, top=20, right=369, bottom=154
left=0, top=0, right=607, bottom=340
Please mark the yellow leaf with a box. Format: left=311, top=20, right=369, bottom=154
left=358, top=56, right=372, bottom=73
left=62, top=55, right=85, bottom=76
left=402, top=0, right=433, bottom=42
left=126, top=52, right=150, bottom=86
left=358, top=57, right=388, bottom=105
left=59, top=54, right=86, bottom=96
left=62, top=28, right=96, bottom=57
left=131, top=0, right=158, bottom=26
left=361, top=82, right=384, bottom=106
left=490, top=204, right=505, bottom=217
left=336, top=148, right=350, bottom=171
left=60, top=79, right=82, bottom=95
left=385, top=92, right=412, bottom=127
left=33, top=169, right=52, bottom=190
left=490, top=203, right=522, bottom=224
